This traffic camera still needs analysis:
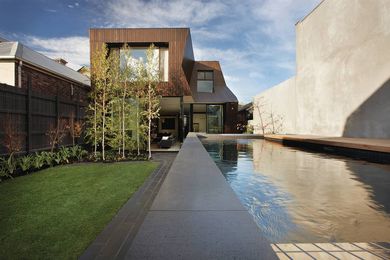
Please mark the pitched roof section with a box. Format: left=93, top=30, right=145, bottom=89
left=189, top=61, right=238, bottom=103
left=0, top=42, right=90, bottom=86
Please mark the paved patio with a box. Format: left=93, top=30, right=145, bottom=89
left=272, top=242, right=390, bottom=259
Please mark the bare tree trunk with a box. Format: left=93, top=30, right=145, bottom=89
left=148, top=83, right=152, bottom=159
left=102, top=82, right=106, bottom=161
left=136, top=96, right=140, bottom=156
left=122, top=86, right=126, bottom=158
left=94, top=92, right=97, bottom=156
left=255, top=105, right=265, bottom=136
left=269, top=110, right=274, bottom=134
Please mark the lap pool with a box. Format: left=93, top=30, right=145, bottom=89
left=201, top=139, right=390, bottom=243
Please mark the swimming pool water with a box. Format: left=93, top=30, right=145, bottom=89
left=202, top=139, right=390, bottom=243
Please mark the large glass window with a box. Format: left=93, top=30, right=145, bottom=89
left=207, top=104, right=223, bottom=133
left=197, top=70, right=214, bottom=93
left=159, top=48, right=169, bottom=82
left=120, top=47, right=168, bottom=82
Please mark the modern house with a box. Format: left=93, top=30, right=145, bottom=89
left=252, top=0, right=390, bottom=139
left=89, top=28, right=238, bottom=141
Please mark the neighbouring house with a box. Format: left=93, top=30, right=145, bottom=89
left=253, top=0, right=390, bottom=139
left=0, top=40, right=90, bottom=98
left=237, top=102, right=253, bottom=133
left=0, top=37, right=90, bottom=154
left=89, top=28, right=239, bottom=141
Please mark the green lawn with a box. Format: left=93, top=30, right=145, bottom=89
left=0, top=161, right=158, bottom=259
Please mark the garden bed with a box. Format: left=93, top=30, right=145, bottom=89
left=0, top=161, right=158, bottom=259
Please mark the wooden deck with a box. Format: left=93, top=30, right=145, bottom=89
left=264, top=134, right=390, bottom=154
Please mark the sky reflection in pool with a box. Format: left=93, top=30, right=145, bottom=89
left=202, top=139, right=390, bottom=243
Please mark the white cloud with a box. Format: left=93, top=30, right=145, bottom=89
left=102, top=0, right=228, bottom=27
left=224, top=75, right=240, bottom=83
left=25, top=36, right=89, bottom=66
left=251, top=0, right=320, bottom=38
left=44, top=9, right=57, bottom=13
left=249, top=71, right=264, bottom=79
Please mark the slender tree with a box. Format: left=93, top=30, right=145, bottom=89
left=144, top=44, right=160, bottom=159
left=120, top=44, right=134, bottom=158
left=106, top=48, right=122, bottom=156
left=87, top=43, right=109, bottom=158
left=132, top=58, right=147, bottom=155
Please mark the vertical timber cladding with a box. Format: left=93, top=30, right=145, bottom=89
left=89, top=28, right=195, bottom=97
left=224, top=102, right=239, bottom=133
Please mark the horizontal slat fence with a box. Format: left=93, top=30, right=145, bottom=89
left=0, top=80, right=87, bottom=155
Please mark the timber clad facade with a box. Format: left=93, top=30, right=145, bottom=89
left=90, top=28, right=239, bottom=139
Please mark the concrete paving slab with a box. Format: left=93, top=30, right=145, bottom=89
left=126, top=210, right=276, bottom=260
left=151, top=133, right=245, bottom=211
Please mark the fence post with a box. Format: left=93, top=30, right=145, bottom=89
left=76, top=92, right=80, bottom=145
left=27, top=76, right=32, bottom=153
left=56, top=87, right=60, bottom=149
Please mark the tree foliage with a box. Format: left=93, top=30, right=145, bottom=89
left=86, top=43, right=160, bottom=160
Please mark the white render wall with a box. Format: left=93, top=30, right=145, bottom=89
left=0, top=62, right=15, bottom=86
left=253, top=77, right=296, bottom=134
left=253, top=0, right=390, bottom=138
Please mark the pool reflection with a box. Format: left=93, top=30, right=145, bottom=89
left=202, top=139, right=390, bottom=243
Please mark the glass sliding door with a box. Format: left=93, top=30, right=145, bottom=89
left=206, top=104, right=223, bottom=134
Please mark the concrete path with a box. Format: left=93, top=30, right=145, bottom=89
left=80, top=153, right=177, bottom=260
left=125, top=133, right=277, bottom=259
left=265, top=134, right=390, bottom=153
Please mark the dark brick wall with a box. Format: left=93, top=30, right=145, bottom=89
left=21, top=65, right=89, bottom=102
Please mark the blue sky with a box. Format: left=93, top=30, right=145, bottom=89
left=0, top=0, right=321, bottom=103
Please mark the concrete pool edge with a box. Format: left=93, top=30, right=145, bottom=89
left=125, top=132, right=277, bottom=259
left=265, top=134, right=390, bottom=163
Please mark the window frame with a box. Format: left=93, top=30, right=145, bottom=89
left=197, top=70, right=214, bottom=93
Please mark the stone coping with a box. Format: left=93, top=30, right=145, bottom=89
left=265, top=134, right=390, bottom=154
left=197, top=133, right=263, bottom=140
left=125, top=132, right=277, bottom=259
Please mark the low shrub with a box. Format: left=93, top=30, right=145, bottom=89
left=32, top=152, right=45, bottom=170
left=0, top=145, right=87, bottom=182
left=19, top=154, right=34, bottom=172
left=0, top=145, right=143, bottom=182
left=41, top=151, right=55, bottom=167
left=59, top=146, right=71, bottom=164
left=0, top=153, right=17, bottom=180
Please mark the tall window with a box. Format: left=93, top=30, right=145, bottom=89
left=197, top=70, right=214, bottom=93
left=159, top=48, right=169, bottom=82
left=120, top=46, right=168, bottom=82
